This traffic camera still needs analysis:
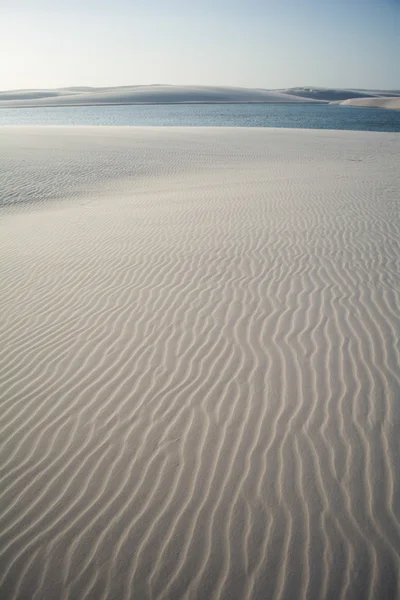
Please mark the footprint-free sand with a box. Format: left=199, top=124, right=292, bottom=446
left=1, top=127, right=399, bottom=600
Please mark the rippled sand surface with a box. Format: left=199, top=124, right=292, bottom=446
left=1, top=127, right=400, bottom=600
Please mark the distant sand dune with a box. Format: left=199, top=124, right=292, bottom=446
left=1, top=127, right=400, bottom=600
left=0, top=85, right=322, bottom=108
left=336, top=97, right=400, bottom=110
left=1, top=85, right=399, bottom=109
left=283, top=87, right=400, bottom=103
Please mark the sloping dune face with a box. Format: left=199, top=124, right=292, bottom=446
left=2, top=85, right=400, bottom=108
left=339, top=97, right=400, bottom=110
left=0, top=127, right=400, bottom=600
left=0, top=85, right=321, bottom=107
left=283, top=87, right=400, bottom=102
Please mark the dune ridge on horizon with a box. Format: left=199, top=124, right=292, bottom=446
left=1, top=126, right=400, bottom=600
left=0, top=85, right=322, bottom=107
left=1, top=84, right=399, bottom=109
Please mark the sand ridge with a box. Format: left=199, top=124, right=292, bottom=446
left=0, top=85, right=323, bottom=108
left=1, top=85, right=399, bottom=110
left=336, top=97, right=400, bottom=110
left=1, top=127, right=400, bottom=600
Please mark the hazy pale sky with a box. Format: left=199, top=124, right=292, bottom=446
left=1, top=0, right=399, bottom=91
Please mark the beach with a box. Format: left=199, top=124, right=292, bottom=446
left=1, top=126, right=400, bottom=600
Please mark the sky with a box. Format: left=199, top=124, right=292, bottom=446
left=0, top=0, right=399, bottom=91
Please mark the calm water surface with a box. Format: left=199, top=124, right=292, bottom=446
left=1, top=103, right=400, bottom=132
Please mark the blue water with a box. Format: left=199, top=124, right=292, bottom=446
left=1, top=103, right=400, bottom=132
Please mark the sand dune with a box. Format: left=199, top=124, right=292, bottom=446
left=0, top=85, right=322, bottom=108
left=1, top=85, right=399, bottom=108
left=336, top=97, right=400, bottom=110
left=283, top=87, right=400, bottom=102
left=1, top=127, right=400, bottom=600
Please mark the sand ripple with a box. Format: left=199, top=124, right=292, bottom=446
left=0, top=127, right=399, bottom=600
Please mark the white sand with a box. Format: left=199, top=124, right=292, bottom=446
left=1, top=127, right=400, bottom=600
left=0, top=85, right=323, bottom=107
left=337, top=97, right=400, bottom=110
left=280, top=87, right=400, bottom=102
left=1, top=85, right=399, bottom=108
left=283, top=87, right=400, bottom=102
